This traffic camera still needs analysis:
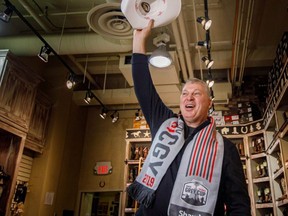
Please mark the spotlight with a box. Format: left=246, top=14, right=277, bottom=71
left=206, top=80, right=214, bottom=88
left=135, top=109, right=141, bottom=121
left=206, top=71, right=214, bottom=88
left=196, top=40, right=210, bottom=49
left=149, top=33, right=172, bottom=68
left=202, top=56, right=214, bottom=69
left=0, top=7, right=13, bottom=23
left=110, top=111, right=119, bottom=123
left=100, top=108, right=108, bottom=119
left=197, top=16, right=212, bottom=30
left=84, top=90, right=93, bottom=104
left=210, top=87, right=215, bottom=100
left=66, top=73, right=76, bottom=89
left=38, top=45, right=51, bottom=63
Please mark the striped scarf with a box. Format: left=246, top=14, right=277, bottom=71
left=127, top=117, right=224, bottom=216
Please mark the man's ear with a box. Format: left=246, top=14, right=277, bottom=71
left=209, top=99, right=213, bottom=109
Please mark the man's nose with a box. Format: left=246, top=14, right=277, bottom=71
left=187, top=93, right=194, bottom=100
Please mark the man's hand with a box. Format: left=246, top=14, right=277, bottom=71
left=133, top=19, right=154, bottom=54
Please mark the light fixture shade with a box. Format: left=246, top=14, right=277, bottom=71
left=110, top=111, right=119, bottom=123
left=100, top=108, right=108, bottom=119
left=0, top=8, right=13, bottom=23
left=135, top=109, right=141, bottom=121
left=38, top=46, right=51, bottom=63
left=84, top=90, right=93, bottom=104
left=149, top=44, right=172, bottom=68
left=206, top=71, right=214, bottom=88
left=202, top=56, right=214, bottom=69
left=66, top=73, right=76, bottom=89
left=206, top=79, right=214, bottom=88
left=197, top=40, right=209, bottom=48
left=197, top=16, right=212, bottom=30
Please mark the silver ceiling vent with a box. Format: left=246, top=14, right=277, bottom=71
left=87, top=3, right=133, bottom=40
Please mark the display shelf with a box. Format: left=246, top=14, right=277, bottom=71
left=280, top=122, right=288, bottom=138
left=255, top=203, right=274, bottom=209
left=122, top=129, right=151, bottom=216
left=263, top=57, right=288, bottom=130
left=253, top=177, right=270, bottom=183
left=273, top=167, right=284, bottom=180
left=276, top=198, right=288, bottom=207
left=267, top=139, right=280, bottom=155
left=251, top=152, right=266, bottom=160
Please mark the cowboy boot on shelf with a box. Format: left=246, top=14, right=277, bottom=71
left=277, top=177, right=288, bottom=201
left=138, top=146, right=143, bottom=159
left=256, top=188, right=264, bottom=203
left=242, top=163, right=247, bottom=179
left=257, top=137, right=265, bottom=152
left=277, top=151, right=283, bottom=168
left=264, top=187, right=272, bottom=203
left=260, top=161, right=268, bottom=177
left=143, top=147, right=148, bottom=160
left=128, top=168, right=134, bottom=183
left=251, top=140, right=257, bottom=154
left=134, top=147, right=140, bottom=160
left=256, top=164, right=263, bottom=178
left=274, top=152, right=283, bottom=174
left=238, top=143, right=244, bottom=156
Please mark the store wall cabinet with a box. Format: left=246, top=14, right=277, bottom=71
left=263, top=31, right=288, bottom=215
left=0, top=50, right=51, bottom=216
left=122, top=129, right=151, bottom=216
left=0, top=51, right=42, bottom=133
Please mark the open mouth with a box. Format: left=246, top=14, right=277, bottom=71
left=185, top=104, right=195, bottom=109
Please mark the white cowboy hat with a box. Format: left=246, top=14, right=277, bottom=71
left=121, top=0, right=182, bottom=29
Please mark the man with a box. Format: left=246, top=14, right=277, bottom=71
left=127, top=20, right=251, bottom=216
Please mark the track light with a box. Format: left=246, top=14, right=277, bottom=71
left=210, top=87, right=215, bottom=100
left=197, top=16, right=212, bottom=30
left=149, top=33, right=172, bottom=68
left=110, top=111, right=119, bottom=123
left=135, top=109, right=141, bottom=121
left=38, top=45, right=51, bottom=63
left=100, top=108, right=108, bottom=119
left=196, top=40, right=210, bottom=49
left=206, top=71, right=214, bottom=88
left=66, top=73, right=76, bottom=89
left=0, top=7, right=13, bottom=23
left=202, top=56, right=214, bottom=69
left=84, top=90, right=93, bottom=104
left=209, top=103, right=215, bottom=115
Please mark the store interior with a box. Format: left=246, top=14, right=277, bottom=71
left=0, top=0, right=288, bottom=216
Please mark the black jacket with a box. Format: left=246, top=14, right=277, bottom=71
left=131, top=53, right=251, bottom=216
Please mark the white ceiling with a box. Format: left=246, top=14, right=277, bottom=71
left=0, top=0, right=287, bottom=109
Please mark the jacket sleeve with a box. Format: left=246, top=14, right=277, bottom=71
left=132, top=53, right=173, bottom=137
left=221, top=137, right=251, bottom=215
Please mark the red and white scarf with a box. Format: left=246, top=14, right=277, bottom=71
left=127, top=117, right=224, bottom=216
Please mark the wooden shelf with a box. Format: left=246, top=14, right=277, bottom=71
left=125, top=208, right=136, bottom=213
left=267, top=138, right=280, bottom=155
left=273, top=166, right=284, bottom=180
left=253, top=176, right=270, bottom=183
left=126, top=160, right=144, bottom=165
left=255, top=203, right=274, bottom=209
left=276, top=198, right=288, bottom=207
left=280, top=122, right=288, bottom=138
left=251, top=152, right=266, bottom=160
